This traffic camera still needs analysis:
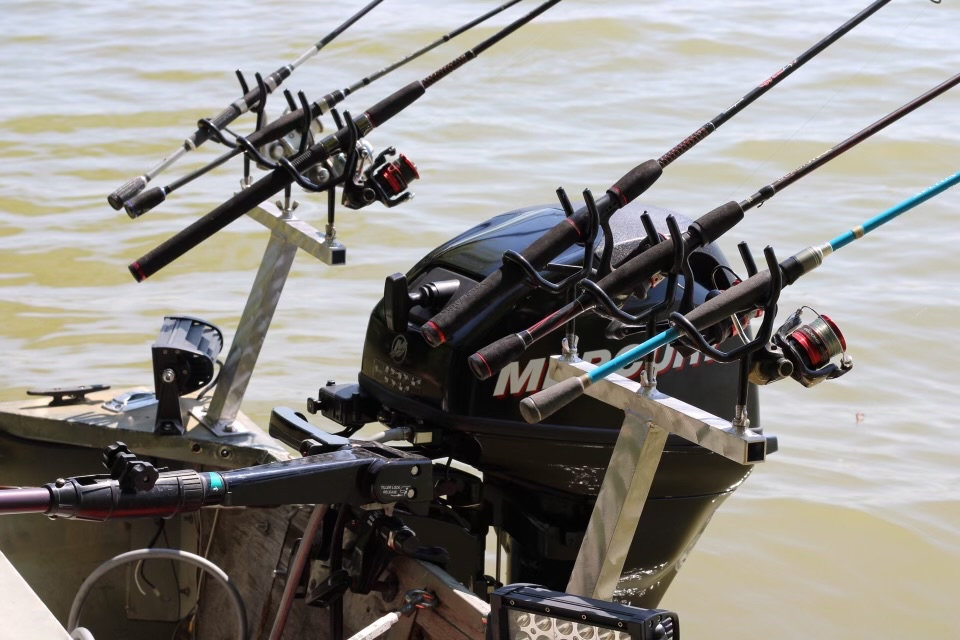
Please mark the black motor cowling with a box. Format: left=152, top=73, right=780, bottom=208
left=357, top=200, right=758, bottom=605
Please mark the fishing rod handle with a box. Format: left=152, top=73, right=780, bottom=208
left=124, top=186, right=167, bottom=218
left=194, top=101, right=249, bottom=148
left=421, top=160, right=663, bottom=347
left=128, top=82, right=425, bottom=281
left=129, top=167, right=293, bottom=281
left=108, top=175, right=149, bottom=210
left=683, top=269, right=774, bottom=333
left=470, top=296, right=586, bottom=380
left=0, top=487, right=51, bottom=515
left=469, top=332, right=528, bottom=381
left=682, top=250, right=814, bottom=332
left=468, top=200, right=745, bottom=379
left=595, top=200, right=744, bottom=298
left=518, top=374, right=589, bottom=423
left=244, top=99, right=327, bottom=149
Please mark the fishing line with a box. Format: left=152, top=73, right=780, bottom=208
left=728, top=0, right=940, bottom=201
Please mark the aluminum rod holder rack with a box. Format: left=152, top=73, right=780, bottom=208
left=194, top=199, right=346, bottom=436
left=549, top=357, right=772, bottom=601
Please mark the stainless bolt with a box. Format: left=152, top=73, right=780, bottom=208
left=410, top=465, right=420, bottom=476
left=161, top=368, right=176, bottom=383
left=405, top=488, right=416, bottom=500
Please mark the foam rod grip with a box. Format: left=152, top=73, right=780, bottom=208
left=124, top=187, right=166, bottom=219
left=519, top=374, right=589, bottom=423
left=128, top=168, right=291, bottom=282
left=608, top=159, right=662, bottom=205
left=193, top=104, right=243, bottom=147
left=107, top=175, right=148, bottom=210
left=423, top=198, right=596, bottom=347
left=365, top=81, right=426, bottom=127
left=422, top=269, right=506, bottom=346
left=246, top=107, right=311, bottom=148
left=690, top=200, right=745, bottom=244
left=469, top=333, right=527, bottom=381
left=595, top=199, right=745, bottom=298
left=684, top=269, right=774, bottom=331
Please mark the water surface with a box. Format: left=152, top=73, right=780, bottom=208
left=1, top=1, right=958, bottom=637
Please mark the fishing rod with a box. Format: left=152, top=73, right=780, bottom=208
left=107, top=0, right=386, bottom=210
left=122, top=0, right=527, bottom=219
left=468, top=70, right=960, bottom=381
left=518, top=169, right=960, bottom=423
left=127, top=0, right=563, bottom=283
left=420, top=0, right=900, bottom=349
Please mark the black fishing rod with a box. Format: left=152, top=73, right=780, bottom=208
left=107, top=0, right=386, bottom=210
left=420, top=0, right=899, bottom=349
left=127, top=0, right=563, bottom=282
left=518, top=169, right=960, bottom=423
left=122, top=0, right=527, bottom=219
left=468, top=70, right=960, bottom=381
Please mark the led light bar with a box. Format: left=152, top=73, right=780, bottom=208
left=488, top=584, right=678, bottom=640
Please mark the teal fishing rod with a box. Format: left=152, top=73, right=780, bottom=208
left=518, top=169, right=960, bottom=423
left=128, top=0, right=563, bottom=282
left=122, top=0, right=527, bottom=218
left=107, top=0, right=387, bottom=210
left=469, top=70, right=960, bottom=381
left=421, top=0, right=903, bottom=349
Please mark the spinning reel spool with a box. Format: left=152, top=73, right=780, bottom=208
left=774, top=307, right=852, bottom=387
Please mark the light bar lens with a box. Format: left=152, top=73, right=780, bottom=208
left=507, top=609, right=631, bottom=640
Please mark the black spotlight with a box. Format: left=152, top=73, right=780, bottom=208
left=487, top=584, right=678, bottom=640
left=151, top=316, right=223, bottom=435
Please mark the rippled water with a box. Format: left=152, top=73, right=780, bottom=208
left=1, top=1, right=958, bottom=637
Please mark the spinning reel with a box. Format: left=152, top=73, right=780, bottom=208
left=197, top=72, right=420, bottom=212
left=669, top=242, right=853, bottom=426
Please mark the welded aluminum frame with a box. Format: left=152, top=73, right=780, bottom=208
left=548, top=357, right=770, bottom=601
left=196, top=200, right=346, bottom=436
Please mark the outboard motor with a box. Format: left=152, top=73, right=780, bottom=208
left=326, top=200, right=759, bottom=606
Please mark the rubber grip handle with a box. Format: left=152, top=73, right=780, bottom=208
left=107, top=175, right=148, bottom=210
left=684, top=269, right=773, bottom=331
left=128, top=168, right=292, bottom=282
left=519, top=375, right=587, bottom=423
left=689, top=200, right=745, bottom=244
left=594, top=200, right=745, bottom=297
left=422, top=161, right=663, bottom=347
left=124, top=187, right=167, bottom=219
left=608, top=159, right=663, bottom=205
left=245, top=108, right=310, bottom=148
left=365, top=81, right=426, bottom=127
left=422, top=199, right=599, bottom=346
left=421, top=269, right=505, bottom=346
left=207, top=104, right=242, bottom=134
left=469, top=333, right=527, bottom=381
